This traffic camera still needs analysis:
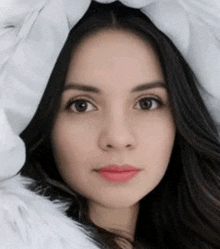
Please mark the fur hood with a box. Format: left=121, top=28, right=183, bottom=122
left=0, top=174, right=100, bottom=249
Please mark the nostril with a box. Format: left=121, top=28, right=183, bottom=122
left=106, top=144, right=132, bottom=149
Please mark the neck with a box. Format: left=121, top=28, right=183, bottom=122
left=88, top=201, right=139, bottom=242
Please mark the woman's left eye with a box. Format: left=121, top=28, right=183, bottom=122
left=134, top=97, right=162, bottom=111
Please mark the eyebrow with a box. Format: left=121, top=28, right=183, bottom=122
left=63, top=81, right=167, bottom=93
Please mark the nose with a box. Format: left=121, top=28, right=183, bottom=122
left=98, top=115, right=137, bottom=151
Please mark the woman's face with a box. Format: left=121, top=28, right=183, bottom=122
left=51, top=29, right=176, bottom=209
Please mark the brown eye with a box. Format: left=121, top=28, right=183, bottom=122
left=66, top=99, right=96, bottom=113
left=135, top=97, right=162, bottom=111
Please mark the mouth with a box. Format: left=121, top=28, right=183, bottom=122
left=96, top=165, right=141, bottom=183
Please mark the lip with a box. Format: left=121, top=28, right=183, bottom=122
left=99, top=165, right=139, bottom=172
left=98, top=165, right=140, bottom=183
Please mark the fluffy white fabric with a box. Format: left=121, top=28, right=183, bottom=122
left=0, top=174, right=100, bottom=249
left=96, top=0, right=155, bottom=8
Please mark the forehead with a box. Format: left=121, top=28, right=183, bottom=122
left=66, top=29, right=164, bottom=93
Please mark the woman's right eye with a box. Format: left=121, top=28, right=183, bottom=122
left=65, top=98, right=97, bottom=113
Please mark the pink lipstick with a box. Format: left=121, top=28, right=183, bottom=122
left=98, top=165, right=140, bottom=183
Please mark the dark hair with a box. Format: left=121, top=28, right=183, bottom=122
left=20, top=1, right=220, bottom=249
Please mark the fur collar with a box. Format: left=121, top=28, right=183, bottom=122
left=0, top=174, right=100, bottom=249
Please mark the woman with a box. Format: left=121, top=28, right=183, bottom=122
left=2, top=1, right=220, bottom=249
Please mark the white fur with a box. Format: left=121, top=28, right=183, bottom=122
left=0, top=174, right=100, bottom=249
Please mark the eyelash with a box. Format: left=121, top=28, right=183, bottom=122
left=65, top=96, right=163, bottom=114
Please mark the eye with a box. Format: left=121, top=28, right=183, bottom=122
left=134, top=97, right=162, bottom=111
left=65, top=98, right=97, bottom=113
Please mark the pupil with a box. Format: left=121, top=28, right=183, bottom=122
left=140, top=98, right=152, bottom=109
left=75, top=100, right=87, bottom=112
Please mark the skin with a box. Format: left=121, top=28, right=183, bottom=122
left=51, top=29, right=176, bottom=242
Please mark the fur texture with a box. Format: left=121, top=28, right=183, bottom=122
left=0, top=174, right=100, bottom=249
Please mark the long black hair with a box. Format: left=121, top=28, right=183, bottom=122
left=20, top=1, right=220, bottom=248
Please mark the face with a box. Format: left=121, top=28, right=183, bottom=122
left=51, top=29, right=176, bottom=209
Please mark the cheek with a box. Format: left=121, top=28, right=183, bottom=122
left=51, top=118, right=98, bottom=189
left=143, top=119, right=175, bottom=150
left=139, top=109, right=175, bottom=145
left=52, top=117, right=97, bottom=157
left=136, top=112, right=176, bottom=169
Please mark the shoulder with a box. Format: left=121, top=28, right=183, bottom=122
left=0, top=174, right=99, bottom=249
